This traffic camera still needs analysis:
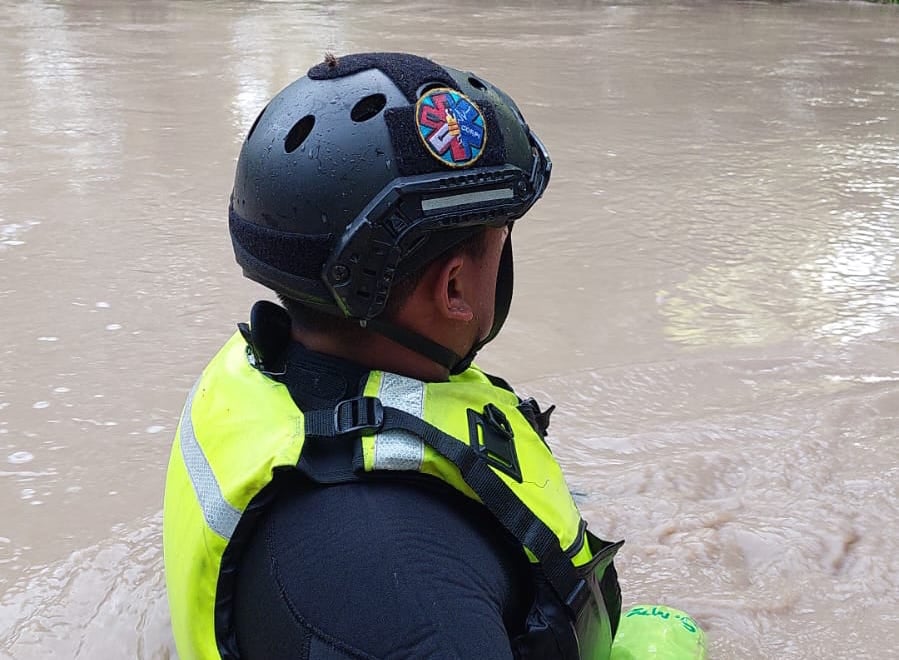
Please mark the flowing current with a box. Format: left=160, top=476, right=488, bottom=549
left=1, top=1, right=897, bottom=657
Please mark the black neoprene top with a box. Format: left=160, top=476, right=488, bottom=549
left=232, top=340, right=532, bottom=660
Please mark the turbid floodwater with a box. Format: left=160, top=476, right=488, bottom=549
left=1, top=1, right=897, bottom=657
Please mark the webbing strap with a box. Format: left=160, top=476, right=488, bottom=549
left=381, top=407, right=584, bottom=609
left=302, top=399, right=585, bottom=610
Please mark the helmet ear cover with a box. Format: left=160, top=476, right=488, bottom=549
left=323, top=140, right=549, bottom=320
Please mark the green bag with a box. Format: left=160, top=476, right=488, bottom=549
left=610, top=605, right=707, bottom=659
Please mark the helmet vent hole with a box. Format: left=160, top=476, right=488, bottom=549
left=246, top=103, right=269, bottom=142
left=350, top=94, right=387, bottom=122
left=468, top=76, right=487, bottom=91
left=416, top=82, right=445, bottom=99
left=284, top=115, right=315, bottom=153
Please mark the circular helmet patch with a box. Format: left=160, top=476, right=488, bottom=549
left=415, top=88, right=486, bottom=168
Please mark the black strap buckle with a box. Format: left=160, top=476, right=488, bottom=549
left=334, top=396, right=384, bottom=435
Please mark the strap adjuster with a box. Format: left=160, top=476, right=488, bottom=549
left=564, top=578, right=590, bottom=616
left=334, top=396, right=384, bottom=435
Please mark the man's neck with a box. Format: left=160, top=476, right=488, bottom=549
left=292, top=326, right=450, bottom=382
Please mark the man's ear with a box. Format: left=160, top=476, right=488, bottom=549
left=433, top=253, right=474, bottom=323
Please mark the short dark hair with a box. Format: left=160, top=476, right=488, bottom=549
left=279, top=228, right=489, bottom=335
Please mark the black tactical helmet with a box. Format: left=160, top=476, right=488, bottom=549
left=229, top=52, right=551, bottom=372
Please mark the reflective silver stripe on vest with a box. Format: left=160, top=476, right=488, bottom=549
left=374, top=373, right=425, bottom=471
left=179, top=381, right=242, bottom=539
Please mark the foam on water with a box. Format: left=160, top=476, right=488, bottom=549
left=0, top=220, right=40, bottom=249
left=6, top=452, right=33, bottom=465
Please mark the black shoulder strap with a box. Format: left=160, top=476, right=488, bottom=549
left=303, top=398, right=590, bottom=615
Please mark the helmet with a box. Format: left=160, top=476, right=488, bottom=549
left=229, top=52, right=551, bottom=372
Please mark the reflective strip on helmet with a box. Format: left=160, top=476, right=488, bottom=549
left=179, top=382, right=242, bottom=539
left=374, top=373, right=425, bottom=471
left=421, top=187, right=515, bottom=212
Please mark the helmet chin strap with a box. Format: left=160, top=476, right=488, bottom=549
left=363, top=316, right=463, bottom=373
left=451, top=236, right=514, bottom=374
left=364, top=237, right=515, bottom=377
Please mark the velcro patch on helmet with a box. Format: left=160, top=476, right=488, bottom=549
left=308, top=52, right=455, bottom=103
left=385, top=102, right=506, bottom=176
left=229, top=207, right=331, bottom=281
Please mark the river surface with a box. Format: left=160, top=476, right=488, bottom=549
left=1, top=1, right=897, bottom=657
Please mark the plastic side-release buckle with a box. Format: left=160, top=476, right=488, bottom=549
left=334, top=396, right=384, bottom=435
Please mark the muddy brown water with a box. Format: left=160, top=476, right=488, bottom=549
left=1, top=1, right=897, bottom=657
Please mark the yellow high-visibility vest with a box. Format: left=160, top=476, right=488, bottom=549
left=164, top=331, right=618, bottom=659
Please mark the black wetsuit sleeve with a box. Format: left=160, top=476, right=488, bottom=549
left=233, top=474, right=532, bottom=660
